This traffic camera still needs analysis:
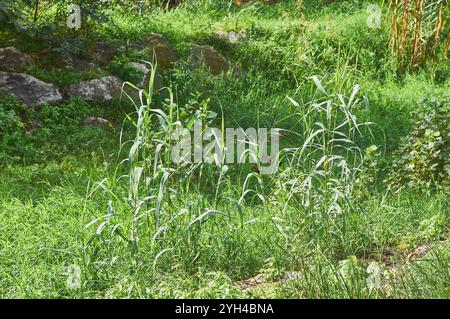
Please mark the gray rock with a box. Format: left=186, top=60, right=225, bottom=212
left=129, top=62, right=164, bottom=90
left=65, top=76, right=124, bottom=104
left=130, top=62, right=150, bottom=75
left=89, top=42, right=118, bottom=65
left=0, top=47, right=34, bottom=72
left=130, top=62, right=150, bottom=88
left=0, top=72, right=63, bottom=106
left=64, top=55, right=100, bottom=72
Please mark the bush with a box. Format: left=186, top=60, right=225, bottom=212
left=388, top=97, right=450, bottom=191
left=0, top=94, right=27, bottom=159
left=0, top=0, right=31, bottom=31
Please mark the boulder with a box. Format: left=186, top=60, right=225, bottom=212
left=0, top=72, right=63, bottom=106
left=130, top=62, right=150, bottom=75
left=0, top=47, right=34, bottom=72
left=65, top=76, right=124, bottom=103
left=130, top=62, right=151, bottom=88
left=191, top=44, right=231, bottom=75
left=132, top=33, right=177, bottom=69
left=89, top=42, right=118, bottom=65
left=63, top=55, right=100, bottom=72
left=129, top=62, right=164, bottom=90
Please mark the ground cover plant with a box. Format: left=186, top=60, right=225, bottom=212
left=0, top=0, right=448, bottom=299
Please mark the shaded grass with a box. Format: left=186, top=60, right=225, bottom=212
left=0, top=174, right=447, bottom=298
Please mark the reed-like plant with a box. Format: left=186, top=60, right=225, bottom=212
left=267, top=75, right=380, bottom=256
left=85, top=63, right=233, bottom=270
left=388, top=0, right=450, bottom=71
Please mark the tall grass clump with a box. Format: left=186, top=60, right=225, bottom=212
left=84, top=63, right=240, bottom=275
left=84, top=58, right=385, bottom=281
left=269, top=75, right=381, bottom=259
left=389, top=0, right=450, bottom=71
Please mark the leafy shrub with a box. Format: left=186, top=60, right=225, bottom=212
left=107, top=55, right=143, bottom=84
left=0, top=0, right=32, bottom=31
left=0, top=93, right=29, bottom=162
left=388, top=97, right=450, bottom=191
left=0, top=97, right=24, bottom=133
left=0, top=93, right=113, bottom=163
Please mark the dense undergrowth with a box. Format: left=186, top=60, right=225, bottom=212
left=0, top=0, right=449, bottom=298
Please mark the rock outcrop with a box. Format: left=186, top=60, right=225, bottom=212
left=191, top=44, right=231, bottom=75
left=65, top=76, right=124, bottom=103
left=0, top=47, right=34, bottom=72
left=132, top=33, right=177, bottom=69
left=129, top=62, right=164, bottom=90
left=0, top=72, right=63, bottom=106
left=89, top=42, right=118, bottom=66
left=62, top=55, right=100, bottom=72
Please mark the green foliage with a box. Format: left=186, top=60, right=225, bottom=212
left=0, top=93, right=28, bottom=162
left=0, top=0, right=32, bottom=31
left=23, top=65, right=108, bottom=87
left=388, top=97, right=450, bottom=191
left=0, top=0, right=449, bottom=299
left=0, top=94, right=25, bottom=133
left=107, top=55, right=145, bottom=84
left=0, top=92, right=121, bottom=164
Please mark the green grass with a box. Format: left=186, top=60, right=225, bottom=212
left=0, top=177, right=447, bottom=298
left=0, top=0, right=448, bottom=299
